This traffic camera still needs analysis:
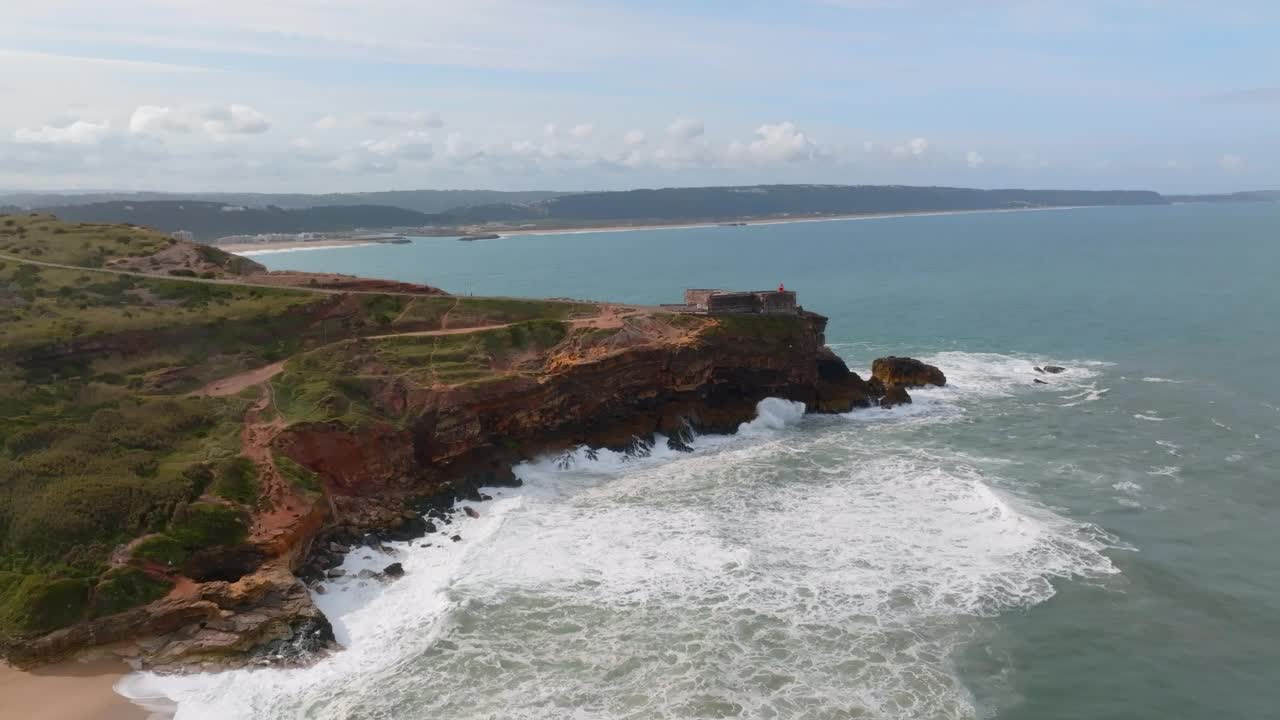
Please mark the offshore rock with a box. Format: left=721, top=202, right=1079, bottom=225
left=872, top=356, right=947, bottom=388
left=879, top=384, right=912, bottom=409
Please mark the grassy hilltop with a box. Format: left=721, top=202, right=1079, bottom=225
left=0, top=213, right=596, bottom=644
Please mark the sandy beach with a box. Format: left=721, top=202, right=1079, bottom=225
left=219, top=205, right=1090, bottom=256
left=217, top=239, right=376, bottom=255
left=492, top=205, right=1088, bottom=238
left=1, top=658, right=146, bottom=720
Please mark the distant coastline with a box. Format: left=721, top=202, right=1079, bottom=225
left=227, top=240, right=377, bottom=255
left=224, top=204, right=1092, bottom=255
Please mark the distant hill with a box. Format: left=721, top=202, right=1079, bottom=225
left=34, top=201, right=444, bottom=241
left=1164, top=190, right=1279, bottom=203
left=4, top=189, right=568, bottom=214
left=26, top=184, right=1173, bottom=240
left=442, top=184, right=1169, bottom=223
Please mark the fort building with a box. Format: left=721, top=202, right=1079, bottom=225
left=663, top=288, right=800, bottom=315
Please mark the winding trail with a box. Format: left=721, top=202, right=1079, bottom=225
left=190, top=305, right=646, bottom=398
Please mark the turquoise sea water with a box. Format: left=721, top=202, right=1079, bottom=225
left=132, top=204, right=1280, bottom=719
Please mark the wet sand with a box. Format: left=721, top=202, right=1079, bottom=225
left=1, top=658, right=145, bottom=720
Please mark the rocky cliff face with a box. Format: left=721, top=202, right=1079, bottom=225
left=10, top=310, right=886, bottom=669
left=275, top=311, right=874, bottom=503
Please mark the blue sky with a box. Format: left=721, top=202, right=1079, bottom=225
left=1, top=0, right=1276, bottom=193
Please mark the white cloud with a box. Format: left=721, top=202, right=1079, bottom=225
left=359, top=131, right=434, bottom=160
left=891, top=137, right=929, bottom=157
left=1219, top=153, right=1245, bottom=171
left=570, top=123, right=594, bottom=139
left=624, top=129, right=646, bottom=146
left=667, top=117, right=704, bottom=140
left=543, top=123, right=559, bottom=138
left=129, top=105, right=189, bottom=134
left=966, top=150, right=985, bottom=168
left=203, top=104, right=270, bottom=135
left=730, top=121, right=821, bottom=163
left=129, top=104, right=270, bottom=138
left=14, top=119, right=111, bottom=145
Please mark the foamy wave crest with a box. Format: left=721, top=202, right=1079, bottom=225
left=738, top=397, right=806, bottom=434
left=117, top=495, right=522, bottom=719
left=118, top=390, right=1120, bottom=720
left=917, top=351, right=1102, bottom=401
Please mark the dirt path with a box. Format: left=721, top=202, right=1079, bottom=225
left=439, top=295, right=462, bottom=330
left=191, top=360, right=287, bottom=397
left=188, top=305, right=649, bottom=401
left=241, top=385, right=310, bottom=547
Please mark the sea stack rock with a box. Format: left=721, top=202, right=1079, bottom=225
left=871, top=356, right=947, bottom=388
left=879, top=384, right=912, bottom=409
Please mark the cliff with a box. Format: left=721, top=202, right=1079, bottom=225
left=0, top=213, right=927, bottom=671
left=3, top=310, right=876, bottom=669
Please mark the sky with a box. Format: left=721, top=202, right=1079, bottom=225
left=1, top=0, right=1277, bottom=194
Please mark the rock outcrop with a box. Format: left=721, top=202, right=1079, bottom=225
left=872, top=356, right=947, bottom=388
left=879, top=384, right=912, bottom=409
left=10, top=310, right=923, bottom=670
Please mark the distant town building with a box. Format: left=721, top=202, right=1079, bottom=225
left=171, top=230, right=195, bottom=242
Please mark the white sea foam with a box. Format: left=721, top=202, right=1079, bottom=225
left=1146, top=466, right=1180, bottom=478
left=1134, top=413, right=1167, bottom=422
left=121, top=382, right=1122, bottom=720
left=1140, top=377, right=1182, bottom=383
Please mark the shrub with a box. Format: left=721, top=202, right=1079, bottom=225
left=132, top=534, right=187, bottom=567
left=88, top=567, right=171, bottom=619
left=0, top=575, right=90, bottom=634
left=167, top=502, right=249, bottom=549
left=210, top=456, right=259, bottom=504
left=275, top=453, right=321, bottom=494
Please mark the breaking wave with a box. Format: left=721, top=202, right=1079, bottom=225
left=121, top=353, right=1122, bottom=720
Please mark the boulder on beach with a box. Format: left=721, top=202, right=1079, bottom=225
left=879, top=384, right=912, bottom=409
left=383, top=562, right=404, bottom=578
left=872, top=356, right=946, bottom=388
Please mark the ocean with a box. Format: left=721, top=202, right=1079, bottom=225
left=123, top=203, right=1280, bottom=719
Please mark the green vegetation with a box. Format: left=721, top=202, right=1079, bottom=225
left=0, top=574, right=91, bottom=635
left=210, top=456, right=260, bottom=504
left=88, top=567, right=172, bottom=619
left=0, top=215, right=605, bottom=646
left=0, top=259, right=318, bottom=361
left=389, top=296, right=595, bottom=331
left=132, top=534, right=188, bottom=567
left=0, top=213, right=172, bottom=267
left=708, top=314, right=808, bottom=342
left=272, top=320, right=570, bottom=425
left=275, top=453, right=322, bottom=495
left=166, top=502, right=249, bottom=549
